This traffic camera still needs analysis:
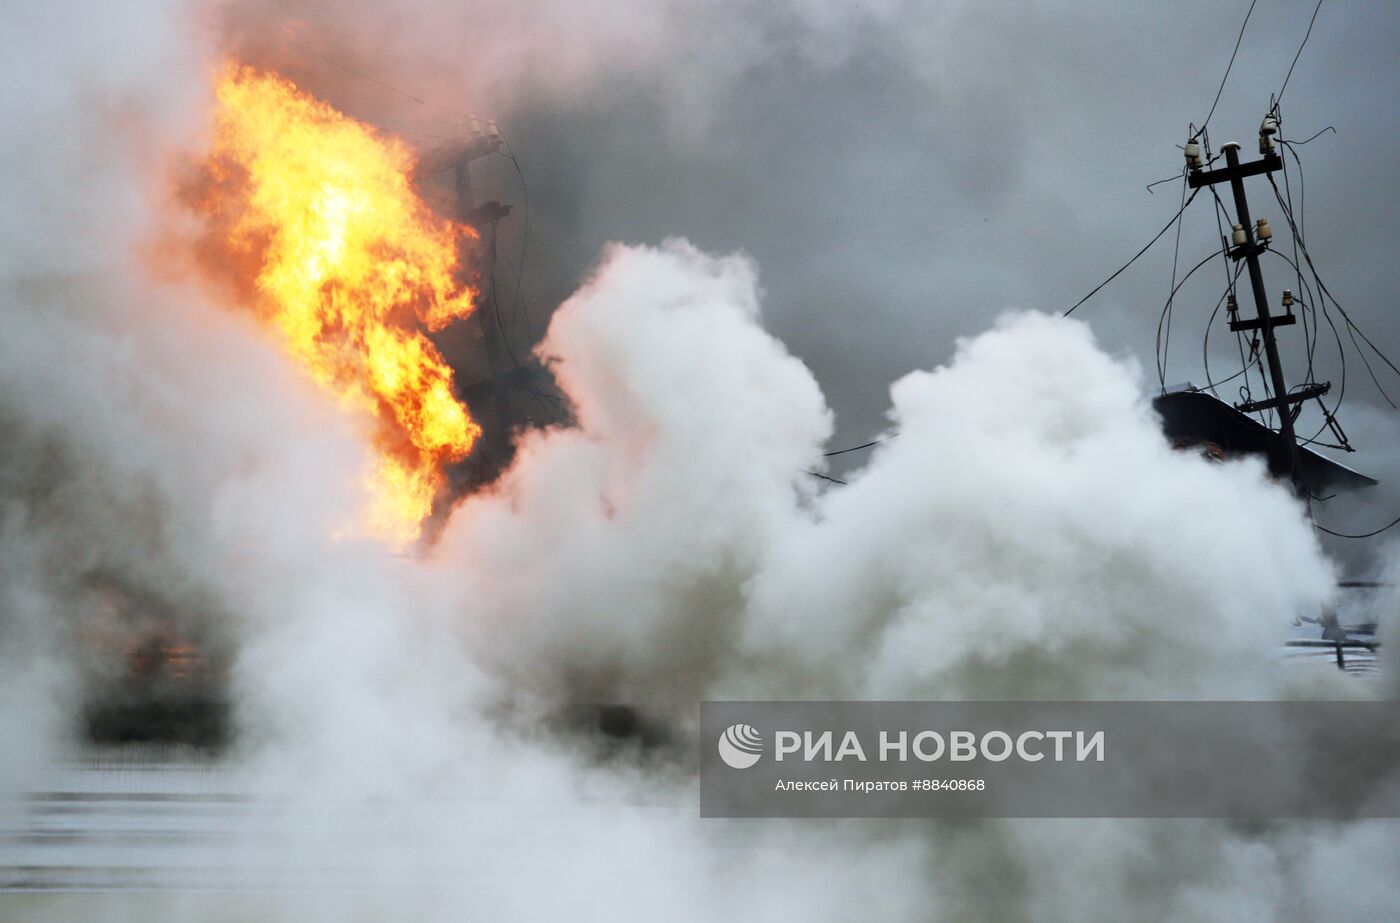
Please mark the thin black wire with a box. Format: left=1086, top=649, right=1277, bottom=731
left=491, top=145, right=536, bottom=343
left=1157, top=175, right=1190, bottom=388
left=823, top=436, right=894, bottom=457
left=1155, top=250, right=1228, bottom=387
left=806, top=471, right=848, bottom=486
left=1275, top=144, right=1331, bottom=440
left=1290, top=125, right=1336, bottom=147
left=1201, top=263, right=1254, bottom=395
left=296, top=43, right=486, bottom=133
left=1277, top=144, right=1317, bottom=384
left=522, top=384, right=568, bottom=414
left=1199, top=0, right=1260, bottom=134
left=1064, top=188, right=1200, bottom=316
left=1139, top=2, right=1262, bottom=388
left=519, top=387, right=559, bottom=419
left=1315, top=514, right=1400, bottom=540
left=1145, top=170, right=1186, bottom=195
left=1276, top=0, right=1326, bottom=107
left=485, top=221, right=522, bottom=368
left=1266, top=148, right=1362, bottom=449
left=1307, top=301, right=1350, bottom=447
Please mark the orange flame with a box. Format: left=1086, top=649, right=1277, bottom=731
left=195, top=62, right=479, bottom=543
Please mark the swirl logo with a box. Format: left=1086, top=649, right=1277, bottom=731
left=717, top=723, right=764, bottom=769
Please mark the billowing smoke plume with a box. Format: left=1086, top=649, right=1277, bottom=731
left=2, top=1, right=1397, bottom=920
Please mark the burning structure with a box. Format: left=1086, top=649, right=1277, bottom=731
left=76, top=62, right=564, bottom=746
left=186, top=63, right=483, bottom=544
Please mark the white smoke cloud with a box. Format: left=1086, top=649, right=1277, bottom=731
left=436, top=239, right=831, bottom=714
left=737, top=312, right=1337, bottom=702
left=0, top=242, right=1392, bottom=921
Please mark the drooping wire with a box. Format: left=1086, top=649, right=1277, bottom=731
left=1315, top=514, right=1400, bottom=540
left=1064, top=188, right=1200, bottom=317
left=1155, top=249, right=1229, bottom=387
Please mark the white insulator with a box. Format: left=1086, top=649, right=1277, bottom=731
left=1259, top=115, right=1279, bottom=154
left=1282, top=289, right=1295, bottom=307
left=1231, top=224, right=1247, bottom=247
left=1184, top=138, right=1203, bottom=168
left=1256, top=217, right=1273, bottom=241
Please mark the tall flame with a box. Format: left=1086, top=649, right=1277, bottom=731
left=194, top=62, right=480, bottom=543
